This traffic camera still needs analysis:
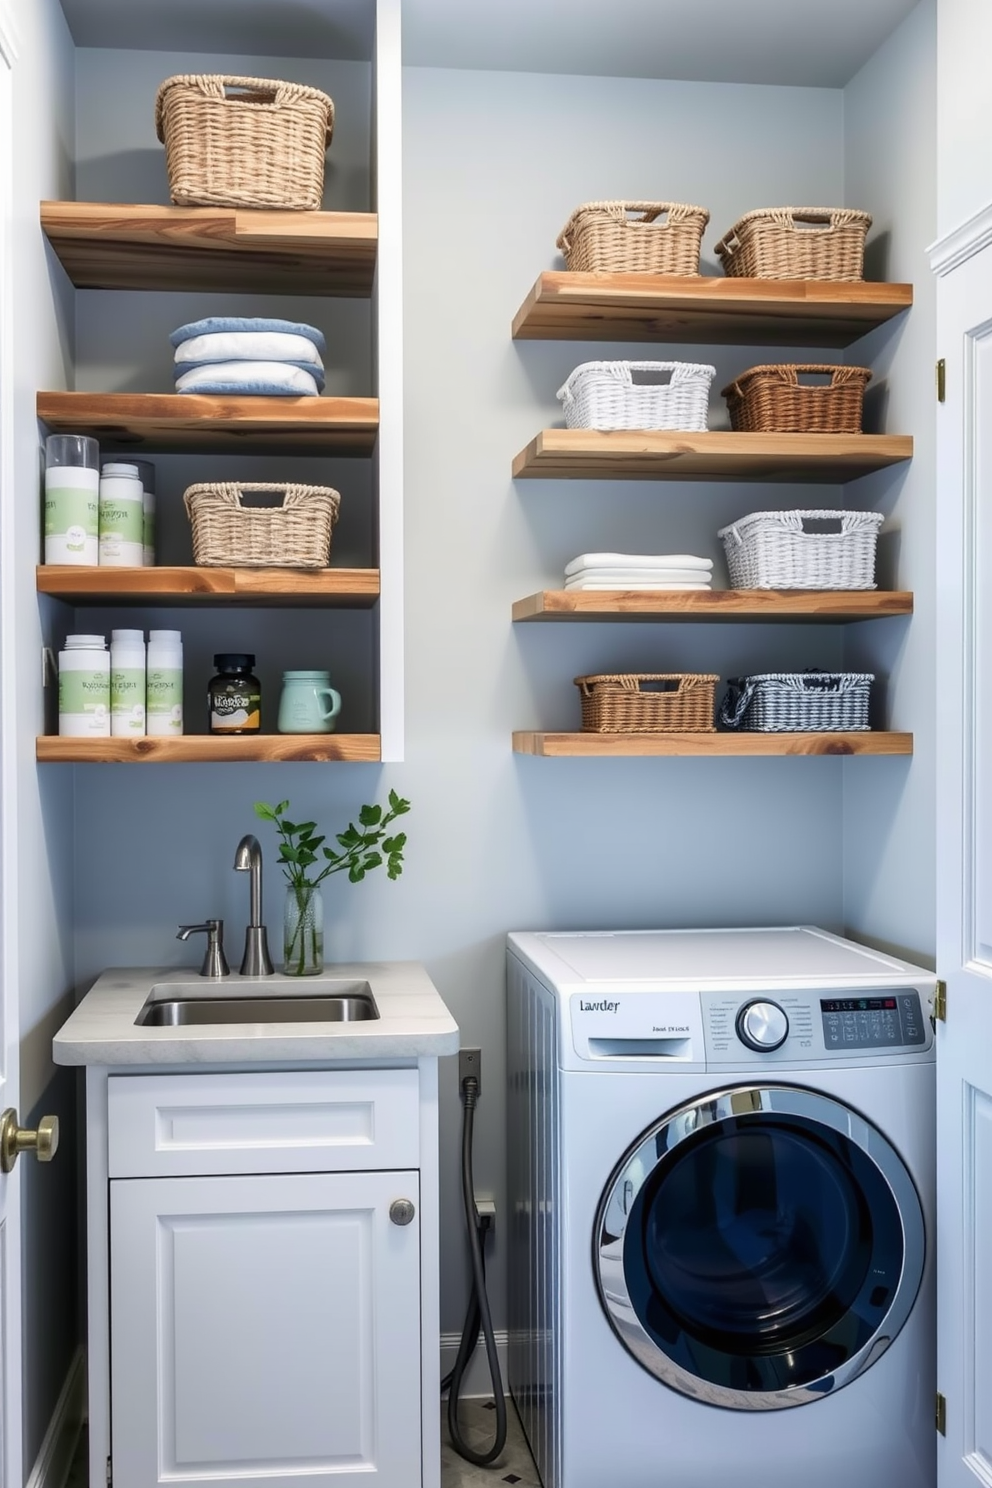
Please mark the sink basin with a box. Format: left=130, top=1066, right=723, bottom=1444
left=134, top=979, right=379, bottom=1027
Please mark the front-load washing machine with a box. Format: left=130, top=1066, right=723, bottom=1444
left=506, top=926, right=936, bottom=1488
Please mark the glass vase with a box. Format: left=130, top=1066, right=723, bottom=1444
left=283, top=884, right=324, bottom=976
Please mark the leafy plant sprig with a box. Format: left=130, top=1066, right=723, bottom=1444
left=254, top=789, right=411, bottom=889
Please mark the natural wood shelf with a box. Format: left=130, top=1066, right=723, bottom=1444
left=37, top=734, right=381, bottom=764
left=41, top=201, right=378, bottom=295
left=513, top=430, right=913, bottom=483
left=513, top=731, right=913, bottom=758
left=512, top=272, right=913, bottom=346
left=37, top=392, right=378, bottom=456
left=512, top=589, right=913, bottom=623
left=37, top=566, right=380, bottom=607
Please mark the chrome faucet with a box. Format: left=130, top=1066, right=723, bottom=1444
left=233, top=834, right=274, bottom=976
left=177, top=919, right=229, bottom=978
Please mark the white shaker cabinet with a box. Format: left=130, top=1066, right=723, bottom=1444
left=110, top=1169, right=421, bottom=1488
left=89, top=1063, right=440, bottom=1488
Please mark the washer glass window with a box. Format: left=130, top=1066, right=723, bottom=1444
left=595, top=1086, right=924, bottom=1410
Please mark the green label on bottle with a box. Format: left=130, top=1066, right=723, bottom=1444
left=45, top=485, right=99, bottom=542
left=59, top=669, right=109, bottom=715
left=146, top=668, right=182, bottom=717
left=111, top=667, right=146, bottom=729
left=98, top=499, right=143, bottom=544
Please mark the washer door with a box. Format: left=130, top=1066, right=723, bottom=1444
left=594, top=1085, right=925, bottom=1410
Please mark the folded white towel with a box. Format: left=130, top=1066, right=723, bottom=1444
left=174, top=330, right=325, bottom=368
left=565, top=580, right=713, bottom=591
left=565, top=552, right=713, bottom=576
left=566, top=566, right=712, bottom=585
left=174, top=362, right=321, bottom=397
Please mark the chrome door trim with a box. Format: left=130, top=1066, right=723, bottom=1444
left=594, top=1084, right=925, bottom=1411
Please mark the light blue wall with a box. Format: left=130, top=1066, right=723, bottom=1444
left=842, top=0, right=936, bottom=965
left=936, top=0, right=992, bottom=237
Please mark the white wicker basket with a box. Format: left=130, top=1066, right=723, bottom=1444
left=720, top=671, right=874, bottom=732
left=557, top=360, right=715, bottom=432
left=718, top=509, right=883, bottom=590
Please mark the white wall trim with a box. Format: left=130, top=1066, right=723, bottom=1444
left=440, top=1329, right=509, bottom=1400
left=24, top=1348, right=86, bottom=1488
left=929, top=201, right=992, bottom=277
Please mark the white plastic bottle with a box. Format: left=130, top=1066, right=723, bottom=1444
left=99, top=462, right=145, bottom=567
left=133, top=459, right=156, bottom=566
left=146, top=630, right=183, bottom=736
left=58, top=635, right=110, bottom=737
left=44, top=435, right=99, bottom=566
left=110, top=629, right=146, bottom=737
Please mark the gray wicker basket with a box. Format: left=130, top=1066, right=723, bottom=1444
left=718, top=509, right=883, bottom=590
left=720, top=671, right=874, bottom=732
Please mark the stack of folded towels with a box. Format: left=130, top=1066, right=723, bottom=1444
left=170, top=317, right=326, bottom=397
left=564, top=552, right=714, bottom=590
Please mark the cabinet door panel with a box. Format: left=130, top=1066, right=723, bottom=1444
left=111, top=1171, right=421, bottom=1488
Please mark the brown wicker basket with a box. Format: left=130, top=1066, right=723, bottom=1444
left=183, top=482, right=340, bottom=568
left=714, top=208, right=872, bottom=282
left=557, top=201, right=710, bottom=275
left=722, top=364, right=871, bottom=434
left=575, top=673, right=718, bottom=733
left=155, top=75, right=334, bottom=210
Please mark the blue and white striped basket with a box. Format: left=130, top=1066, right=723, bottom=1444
left=720, top=671, right=874, bottom=732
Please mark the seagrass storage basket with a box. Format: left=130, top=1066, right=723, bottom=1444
left=183, top=482, right=340, bottom=568
left=714, top=208, right=872, bottom=281
left=718, top=509, right=883, bottom=590
left=556, top=201, right=710, bottom=275
left=720, top=672, right=874, bottom=732
left=558, top=361, right=715, bottom=432
left=575, top=673, right=718, bottom=733
left=722, top=364, right=871, bottom=434
left=155, top=75, right=335, bottom=210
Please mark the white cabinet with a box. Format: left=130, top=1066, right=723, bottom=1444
left=90, top=1064, right=439, bottom=1488
left=110, top=1170, right=421, bottom=1488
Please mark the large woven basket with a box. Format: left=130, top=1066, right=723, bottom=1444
left=155, top=75, right=334, bottom=210
left=722, top=364, right=871, bottom=434
left=558, top=360, right=715, bottom=432
left=575, top=673, right=718, bottom=733
left=714, top=208, right=872, bottom=281
left=718, top=509, right=883, bottom=590
left=720, top=672, right=874, bottom=732
left=556, top=201, right=710, bottom=275
left=183, top=482, right=340, bottom=568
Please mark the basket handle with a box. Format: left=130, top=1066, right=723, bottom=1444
left=779, top=365, right=872, bottom=388
left=204, top=76, right=297, bottom=107
left=615, top=361, right=710, bottom=386
left=719, top=680, right=754, bottom=729
left=196, top=483, right=313, bottom=510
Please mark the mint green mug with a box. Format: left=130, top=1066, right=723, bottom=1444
left=277, top=671, right=342, bottom=733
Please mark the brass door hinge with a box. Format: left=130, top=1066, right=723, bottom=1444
left=937, top=358, right=946, bottom=402
left=934, top=981, right=947, bottom=1023
left=936, top=1391, right=947, bottom=1436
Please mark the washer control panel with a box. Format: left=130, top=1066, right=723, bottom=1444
left=703, top=986, right=931, bottom=1062
left=820, top=992, right=926, bottom=1049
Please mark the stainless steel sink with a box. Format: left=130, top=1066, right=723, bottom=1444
left=134, top=979, right=379, bottom=1027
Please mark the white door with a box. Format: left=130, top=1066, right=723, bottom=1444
left=110, top=1170, right=422, bottom=1488
left=934, top=228, right=992, bottom=1485
left=0, top=5, right=22, bottom=1487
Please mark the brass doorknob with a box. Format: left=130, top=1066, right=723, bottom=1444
left=0, top=1110, right=59, bottom=1173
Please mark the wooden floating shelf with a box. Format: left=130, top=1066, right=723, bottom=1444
left=37, top=392, right=378, bottom=456
left=41, top=201, right=378, bottom=296
left=37, top=734, right=381, bottom=764
left=512, top=590, right=913, bottom=623
left=512, top=731, right=914, bottom=758
left=512, top=272, right=913, bottom=346
left=37, top=566, right=380, bottom=607
left=513, top=430, right=913, bottom=483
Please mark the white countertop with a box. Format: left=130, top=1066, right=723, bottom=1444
left=53, top=962, right=460, bottom=1066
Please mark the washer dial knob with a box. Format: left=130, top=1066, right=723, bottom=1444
left=736, top=1000, right=789, bottom=1052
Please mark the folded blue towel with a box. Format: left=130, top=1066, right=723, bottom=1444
left=174, top=359, right=326, bottom=391
left=169, top=317, right=327, bottom=354
left=173, top=378, right=320, bottom=398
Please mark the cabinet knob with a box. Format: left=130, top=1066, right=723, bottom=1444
left=389, top=1198, right=416, bottom=1226
left=0, top=1110, right=59, bottom=1173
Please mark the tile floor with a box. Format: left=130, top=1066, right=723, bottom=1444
left=66, top=1403, right=541, bottom=1488
left=441, top=1397, right=541, bottom=1488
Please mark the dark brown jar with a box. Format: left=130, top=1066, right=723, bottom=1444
left=208, top=653, right=261, bottom=734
